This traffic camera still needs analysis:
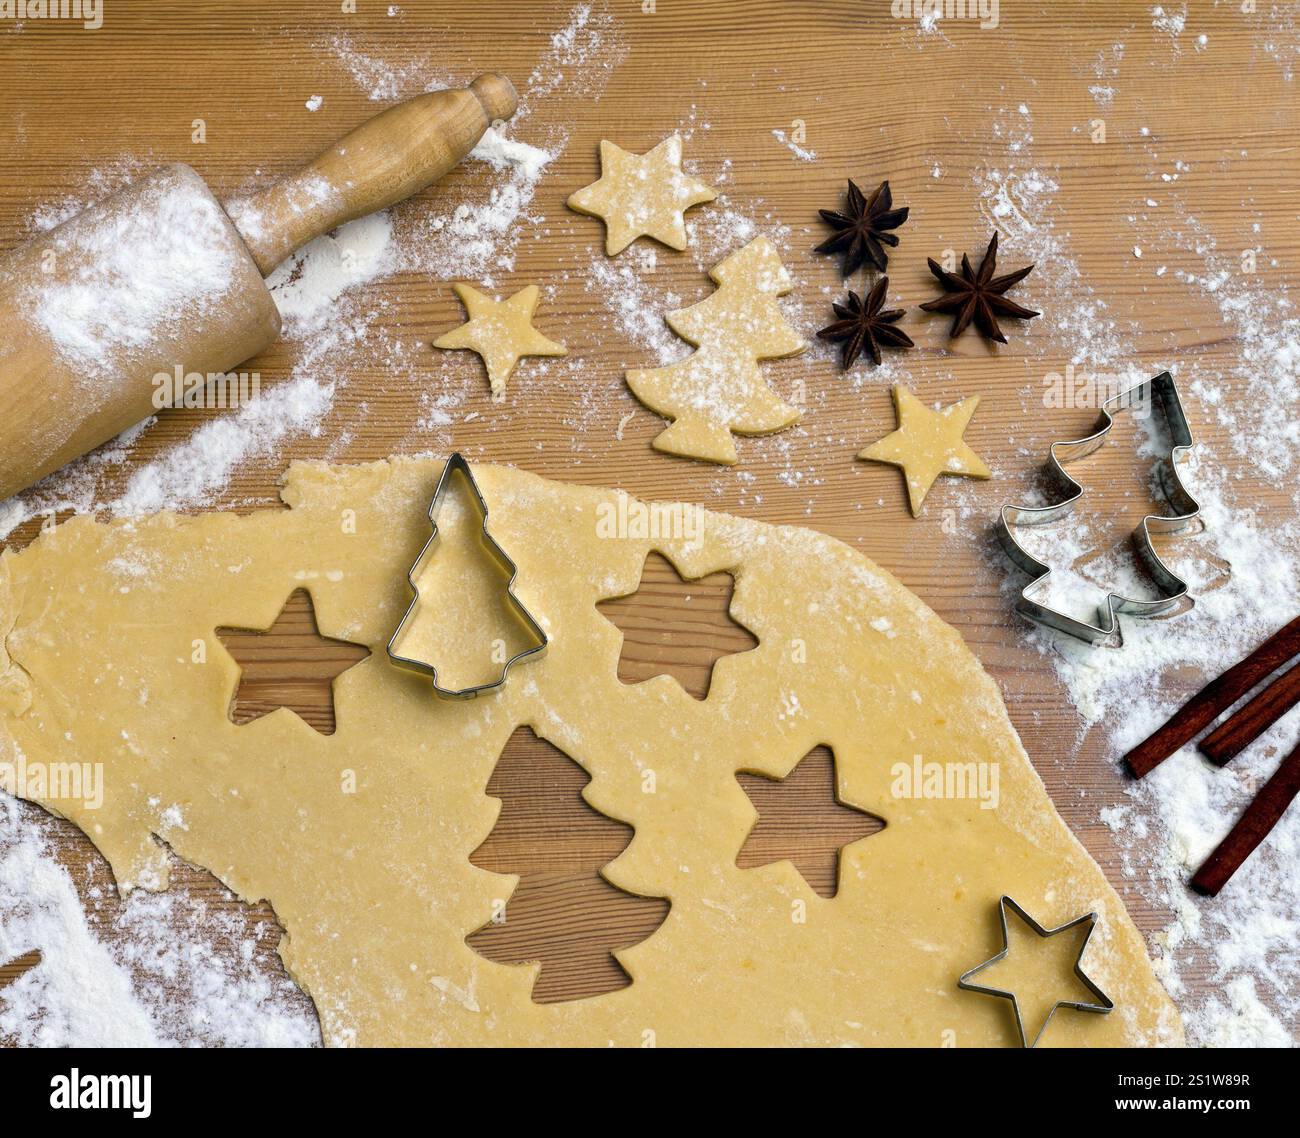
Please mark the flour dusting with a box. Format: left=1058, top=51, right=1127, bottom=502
left=974, top=90, right=1300, bottom=1044
left=30, top=167, right=238, bottom=379
left=0, top=797, right=318, bottom=1047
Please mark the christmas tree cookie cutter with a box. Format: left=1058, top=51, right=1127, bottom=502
left=997, top=370, right=1200, bottom=646
left=958, top=895, right=1114, bottom=1048
left=387, top=453, right=548, bottom=699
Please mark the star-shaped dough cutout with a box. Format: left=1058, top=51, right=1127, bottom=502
left=567, top=135, right=717, bottom=255
left=434, top=283, right=567, bottom=396
left=958, top=896, right=1113, bottom=1048
left=857, top=385, right=991, bottom=516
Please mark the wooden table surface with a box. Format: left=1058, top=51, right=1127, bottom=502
left=1, top=0, right=1297, bottom=1039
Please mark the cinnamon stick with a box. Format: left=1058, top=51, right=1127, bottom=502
left=1123, top=614, right=1300, bottom=779
left=1199, top=663, right=1300, bottom=766
left=1190, top=743, right=1300, bottom=896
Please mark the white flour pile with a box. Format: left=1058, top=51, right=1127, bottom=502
left=0, top=796, right=319, bottom=1047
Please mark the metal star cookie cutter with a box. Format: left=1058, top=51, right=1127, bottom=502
left=387, top=453, right=547, bottom=699
left=998, top=370, right=1200, bottom=646
left=958, top=895, right=1114, bottom=1048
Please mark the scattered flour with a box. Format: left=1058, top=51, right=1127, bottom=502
left=974, top=100, right=1300, bottom=1045
left=395, top=127, right=555, bottom=284
left=771, top=128, right=817, bottom=163
left=113, top=376, right=335, bottom=516
left=516, top=2, right=625, bottom=118
left=974, top=111, right=1134, bottom=372
left=325, top=34, right=453, bottom=102
left=585, top=245, right=684, bottom=365
left=0, top=796, right=318, bottom=1047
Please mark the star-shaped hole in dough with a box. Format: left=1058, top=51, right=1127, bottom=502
left=217, top=589, right=370, bottom=736
left=567, top=134, right=718, bottom=256
left=596, top=552, right=759, bottom=701
left=433, top=283, right=567, bottom=396
left=736, top=747, right=884, bottom=899
left=857, top=385, right=991, bottom=516
left=958, top=896, right=1113, bottom=1048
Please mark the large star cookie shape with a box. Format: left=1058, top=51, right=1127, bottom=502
left=434, top=283, right=567, bottom=396
left=858, top=385, right=991, bottom=516
left=958, top=896, right=1113, bottom=1048
left=567, top=135, right=717, bottom=256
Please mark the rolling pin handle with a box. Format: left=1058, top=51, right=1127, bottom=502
left=470, top=73, right=519, bottom=122
left=228, top=73, right=519, bottom=276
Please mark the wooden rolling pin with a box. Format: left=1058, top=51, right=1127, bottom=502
left=0, top=73, right=517, bottom=504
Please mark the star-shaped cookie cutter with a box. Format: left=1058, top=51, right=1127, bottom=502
left=387, top=453, right=547, bottom=699
left=997, top=370, right=1200, bottom=646
left=958, top=895, right=1114, bottom=1048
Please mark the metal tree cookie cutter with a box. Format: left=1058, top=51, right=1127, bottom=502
left=958, top=895, right=1114, bottom=1049
left=998, top=370, right=1201, bottom=646
left=387, top=453, right=548, bottom=699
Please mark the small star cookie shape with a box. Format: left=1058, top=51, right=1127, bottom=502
left=434, top=283, right=567, bottom=396
left=857, top=386, right=991, bottom=516
left=567, top=134, right=717, bottom=255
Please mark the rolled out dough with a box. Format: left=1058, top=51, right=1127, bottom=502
left=0, top=458, right=1181, bottom=1046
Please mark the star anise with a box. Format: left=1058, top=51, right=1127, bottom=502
left=817, top=276, right=914, bottom=368
left=815, top=179, right=909, bottom=276
left=919, top=233, right=1039, bottom=343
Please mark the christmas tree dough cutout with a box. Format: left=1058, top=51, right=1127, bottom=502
left=566, top=134, right=717, bottom=255
left=858, top=385, right=991, bottom=516
left=627, top=237, right=806, bottom=465
left=466, top=726, right=671, bottom=1003
left=433, top=283, right=566, bottom=397
left=388, top=455, right=547, bottom=698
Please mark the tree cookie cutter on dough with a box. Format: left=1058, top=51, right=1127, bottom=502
left=387, top=452, right=548, bottom=699
left=958, top=895, right=1114, bottom=1049
left=997, top=370, right=1200, bottom=646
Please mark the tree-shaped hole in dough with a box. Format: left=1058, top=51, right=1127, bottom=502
left=465, top=726, right=671, bottom=1004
